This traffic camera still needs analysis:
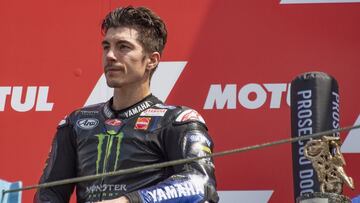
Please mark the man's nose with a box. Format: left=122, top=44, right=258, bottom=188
left=105, top=49, right=116, bottom=61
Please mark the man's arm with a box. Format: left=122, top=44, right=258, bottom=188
left=124, top=119, right=219, bottom=203
left=33, top=119, right=77, bottom=203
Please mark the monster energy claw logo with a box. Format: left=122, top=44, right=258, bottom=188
left=95, top=132, right=124, bottom=174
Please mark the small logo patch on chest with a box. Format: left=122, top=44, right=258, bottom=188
left=105, top=119, right=122, bottom=126
left=140, top=108, right=167, bottom=117
left=134, top=117, right=151, bottom=130
left=76, top=118, right=99, bottom=130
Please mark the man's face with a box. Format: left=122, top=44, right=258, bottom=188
left=102, top=27, right=149, bottom=88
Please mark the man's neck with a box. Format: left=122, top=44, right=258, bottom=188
left=112, top=83, right=151, bottom=111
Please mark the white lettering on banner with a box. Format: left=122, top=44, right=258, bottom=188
left=264, top=84, right=288, bottom=109
left=286, top=83, right=291, bottom=106
left=280, top=0, right=360, bottom=4
left=203, top=84, right=236, bottom=109
left=36, top=86, right=54, bottom=111
left=0, top=86, right=54, bottom=112
left=331, top=92, right=340, bottom=137
left=0, top=87, right=11, bottom=111
left=239, top=84, right=267, bottom=109
left=203, top=83, right=289, bottom=109
left=296, top=89, right=315, bottom=194
left=300, top=169, right=314, bottom=179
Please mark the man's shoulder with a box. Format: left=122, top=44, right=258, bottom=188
left=67, top=102, right=105, bottom=118
left=172, top=106, right=206, bottom=126
left=73, top=102, right=106, bottom=116
left=151, top=104, right=206, bottom=126
left=58, top=102, right=106, bottom=128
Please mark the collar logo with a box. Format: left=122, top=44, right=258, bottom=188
left=123, top=101, right=152, bottom=118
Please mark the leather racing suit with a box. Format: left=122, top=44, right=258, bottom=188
left=34, top=95, right=218, bottom=203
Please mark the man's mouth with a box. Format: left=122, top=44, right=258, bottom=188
left=105, top=65, right=123, bottom=73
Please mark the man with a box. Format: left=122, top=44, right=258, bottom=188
left=34, top=6, right=218, bottom=203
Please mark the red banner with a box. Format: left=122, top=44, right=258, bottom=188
left=1, top=1, right=359, bottom=202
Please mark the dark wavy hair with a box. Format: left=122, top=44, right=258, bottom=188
left=101, top=6, right=167, bottom=56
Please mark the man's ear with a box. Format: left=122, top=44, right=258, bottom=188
left=146, top=52, right=160, bottom=71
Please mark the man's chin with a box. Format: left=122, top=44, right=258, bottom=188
left=106, top=81, right=123, bottom=88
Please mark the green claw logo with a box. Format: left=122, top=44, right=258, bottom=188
left=95, top=131, right=124, bottom=174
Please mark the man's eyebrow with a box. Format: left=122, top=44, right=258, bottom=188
left=115, top=39, right=132, bottom=45
left=101, top=39, right=133, bottom=46
left=101, top=40, right=109, bottom=46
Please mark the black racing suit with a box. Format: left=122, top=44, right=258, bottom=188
left=34, top=95, right=218, bottom=203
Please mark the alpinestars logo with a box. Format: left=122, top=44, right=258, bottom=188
left=95, top=132, right=124, bottom=174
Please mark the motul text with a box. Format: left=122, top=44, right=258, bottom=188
left=0, top=86, right=54, bottom=112
left=203, top=83, right=291, bottom=110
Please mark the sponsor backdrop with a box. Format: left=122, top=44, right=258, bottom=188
left=1, top=0, right=359, bottom=202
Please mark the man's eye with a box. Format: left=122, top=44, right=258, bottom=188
left=102, top=45, right=110, bottom=51
left=118, top=44, right=130, bottom=50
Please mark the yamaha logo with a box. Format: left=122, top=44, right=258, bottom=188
left=76, top=118, right=99, bottom=130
